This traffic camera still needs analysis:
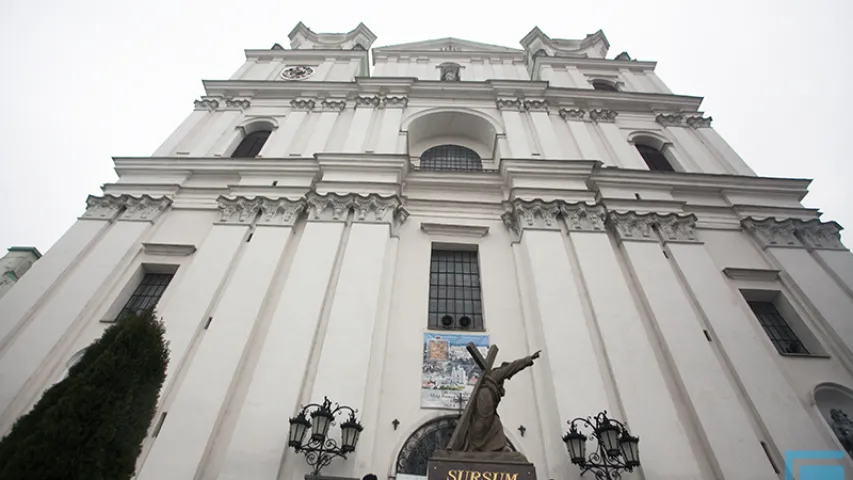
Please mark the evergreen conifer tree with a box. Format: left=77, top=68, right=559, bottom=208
left=0, top=309, right=169, bottom=480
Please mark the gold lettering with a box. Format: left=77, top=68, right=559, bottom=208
left=448, top=471, right=458, bottom=480
left=482, top=472, right=492, bottom=480
left=470, top=472, right=481, bottom=480
left=504, top=474, right=517, bottom=480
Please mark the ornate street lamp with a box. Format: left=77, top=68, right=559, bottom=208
left=288, top=397, right=364, bottom=475
left=562, top=411, right=640, bottom=480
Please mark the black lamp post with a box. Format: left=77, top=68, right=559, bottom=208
left=562, top=411, right=640, bottom=480
left=288, top=397, right=364, bottom=475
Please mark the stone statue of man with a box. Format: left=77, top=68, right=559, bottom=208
left=463, top=350, right=541, bottom=452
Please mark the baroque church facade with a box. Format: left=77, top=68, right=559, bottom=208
left=1, top=22, right=853, bottom=480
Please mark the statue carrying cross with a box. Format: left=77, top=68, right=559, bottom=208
left=446, top=343, right=541, bottom=453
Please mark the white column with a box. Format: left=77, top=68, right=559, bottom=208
left=302, top=102, right=344, bottom=157
left=137, top=198, right=302, bottom=480
left=744, top=218, right=853, bottom=355
left=261, top=104, right=310, bottom=157
left=502, top=200, right=611, bottom=475
left=592, top=112, right=647, bottom=169
left=375, top=99, right=406, bottom=154
left=691, top=119, right=757, bottom=176
left=342, top=97, right=376, bottom=153
left=526, top=104, right=561, bottom=158
left=154, top=201, right=255, bottom=388
left=561, top=204, right=704, bottom=479
left=0, top=197, right=119, bottom=347
left=217, top=195, right=349, bottom=480
left=799, top=221, right=853, bottom=296
left=496, top=99, right=532, bottom=158
left=0, top=196, right=171, bottom=425
left=666, top=125, right=727, bottom=174
left=610, top=212, right=777, bottom=480
left=190, top=110, right=242, bottom=157
left=558, top=110, right=601, bottom=160
left=153, top=108, right=211, bottom=156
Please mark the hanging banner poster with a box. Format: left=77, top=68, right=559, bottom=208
left=421, top=333, right=489, bottom=409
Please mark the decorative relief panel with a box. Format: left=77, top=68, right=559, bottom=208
left=320, top=99, right=348, bottom=112
left=501, top=199, right=562, bottom=242
left=258, top=198, right=305, bottom=227
left=81, top=195, right=125, bottom=221
left=607, top=211, right=657, bottom=242
left=522, top=99, right=549, bottom=112
left=655, top=113, right=684, bottom=127
left=495, top=98, right=523, bottom=111
left=741, top=218, right=802, bottom=249
left=382, top=96, right=409, bottom=109
left=656, top=213, right=699, bottom=243
left=560, top=202, right=607, bottom=232
left=290, top=98, right=316, bottom=111
left=217, top=197, right=262, bottom=225
left=589, top=109, right=618, bottom=123
left=119, top=195, right=172, bottom=222
left=796, top=219, right=846, bottom=251
left=558, top=108, right=585, bottom=121
left=686, top=115, right=712, bottom=128
left=355, top=95, right=382, bottom=108
left=306, top=192, right=353, bottom=222
left=194, top=96, right=251, bottom=111
left=224, top=97, right=251, bottom=110
left=193, top=96, right=221, bottom=111
left=280, top=65, right=315, bottom=81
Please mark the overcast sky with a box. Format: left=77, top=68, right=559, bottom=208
left=0, top=0, right=850, bottom=253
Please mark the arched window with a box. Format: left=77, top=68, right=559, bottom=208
left=420, top=145, right=482, bottom=172
left=636, top=144, right=674, bottom=172
left=396, top=417, right=516, bottom=476
left=592, top=80, right=619, bottom=92
left=815, top=384, right=853, bottom=458
left=231, top=130, right=271, bottom=158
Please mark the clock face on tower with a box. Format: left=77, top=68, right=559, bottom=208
left=280, top=65, right=315, bottom=80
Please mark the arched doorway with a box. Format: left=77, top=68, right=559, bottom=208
left=395, top=416, right=516, bottom=476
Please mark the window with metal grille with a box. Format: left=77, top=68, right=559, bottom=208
left=116, top=273, right=174, bottom=320
left=420, top=145, right=483, bottom=172
left=428, top=250, right=483, bottom=330
left=636, top=144, right=674, bottom=172
left=747, top=300, right=809, bottom=354
left=230, top=130, right=271, bottom=158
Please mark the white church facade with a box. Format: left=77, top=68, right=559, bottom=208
left=2, top=22, right=853, bottom=480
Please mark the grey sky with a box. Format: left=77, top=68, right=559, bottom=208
left=1, top=0, right=850, bottom=252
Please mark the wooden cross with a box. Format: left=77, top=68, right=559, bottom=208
left=446, top=342, right=499, bottom=451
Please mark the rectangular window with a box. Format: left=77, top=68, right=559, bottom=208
left=747, top=300, right=809, bottom=355
left=428, top=249, right=483, bottom=331
left=117, top=273, right=174, bottom=319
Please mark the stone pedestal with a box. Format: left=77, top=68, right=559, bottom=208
left=427, top=451, right=537, bottom=480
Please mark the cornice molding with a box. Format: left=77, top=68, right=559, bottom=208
left=258, top=197, right=306, bottom=227
left=118, top=195, right=172, bottom=222
left=722, top=267, right=780, bottom=282
left=216, top=196, right=262, bottom=225
left=304, top=192, right=409, bottom=234
left=605, top=211, right=699, bottom=244
left=141, top=243, right=197, bottom=257
left=420, top=222, right=490, bottom=238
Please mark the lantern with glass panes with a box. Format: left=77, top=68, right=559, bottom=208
left=288, top=397, right=364, bottom=475
left=562, top=411, right=640, bottom=480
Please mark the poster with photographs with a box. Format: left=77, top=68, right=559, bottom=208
left=421, top=333, right=489, bottom=410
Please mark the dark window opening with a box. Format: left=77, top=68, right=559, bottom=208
left=428, top=250, right=483, bottom=331
left=636, top=144, right=674, bottom=172
left=592, top=80, right=618, bottom=91
left=747, top=300, right=809, bottom=355
left=420, top=145, right=483, bottom=172
left=117, top=273, right=174, bottom=320
left=231, top=130, right=271, bottom=158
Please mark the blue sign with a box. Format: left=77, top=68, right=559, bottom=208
left=784, top=450, right=846, bottom=480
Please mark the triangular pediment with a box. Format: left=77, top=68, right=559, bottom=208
left=374, top=37, right=523, bottom=54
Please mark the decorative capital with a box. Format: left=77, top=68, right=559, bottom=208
left=589, top=109, right=618, bottom=123
left=607, top=211, right=657, bottom=242
left=501, top=199, right=562, bottom=242
left=655, top=113, right=684, bottom=127
left=290, top=98, right=316, bottom=111
left=217, top=197, right=262, bottom=225
left=81, top=195, right=124, bottom=221
left=496, top=97, right=523, bottom=111
left=382, top=96, right=408, bottom=109
left=320, top=99, right=347, bottom=112
left=742, top=218, right=803, bottom=249
left=258, top=198, right=305, bottom=227
left=558, top=108, right=585, bottom=121
left=352, top=194, right=409, bottom=236
left=224, top=97, right=251, bottom=110
left=355, top=95, right=381, bottom=108
left=193, top=96, right=220, bottom=111
left=656, top=213, right=700, bottom=243
left=523, top=99, right=549, bottom=112
left=119, top=195, right=172, bottom=222
left=305, top=192, right=354, bottom=222
left=795, top=219, right=846, bottom=251
left=686, top=115, right=712, bottom=128
left=560, top=203, right=607, bottom=232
